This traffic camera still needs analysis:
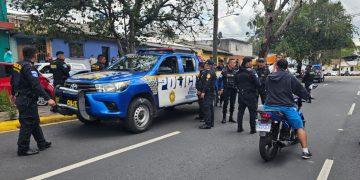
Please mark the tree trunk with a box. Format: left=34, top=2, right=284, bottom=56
left=116, top=39, right=124, bottom=57
left=128, top=17, right=136, bottom=53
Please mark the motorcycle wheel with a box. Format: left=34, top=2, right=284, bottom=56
left=259, top=136, right=278, bottom=162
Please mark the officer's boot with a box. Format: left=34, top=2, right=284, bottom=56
left=229, top=112, right=236, bottom=123
left=221, top=113, right=226, bottom=124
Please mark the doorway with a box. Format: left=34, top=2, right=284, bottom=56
left=102, top=46, right=109, bottom=66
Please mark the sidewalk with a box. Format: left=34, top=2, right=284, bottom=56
left=0, top=106, right=76, bottom=132
left=0, top=106, right=57, bottom=122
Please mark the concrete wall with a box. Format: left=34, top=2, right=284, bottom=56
left=51, top=39, right=119, bottom=60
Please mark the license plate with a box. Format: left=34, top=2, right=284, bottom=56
left=256, top=122, right=271, bottom=132
left=66, top=100, right=78, bottom=108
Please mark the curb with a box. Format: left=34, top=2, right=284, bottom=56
left=0, top=115, right=77, bottom=132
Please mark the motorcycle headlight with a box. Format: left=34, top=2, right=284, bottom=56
left=95, top=81, right=130, bottom=92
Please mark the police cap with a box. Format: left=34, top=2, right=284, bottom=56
left=56, top=51, right=64, bottom=56
left=205, top=60, right=215, bottom=66
left=257, top=58, right=265, bottom=63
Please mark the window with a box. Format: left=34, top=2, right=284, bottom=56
left=69, top=43, right=84, bottom=58
left=108, top=55, right=159, bottom=72
left=158, top=56, right=179, bottom=74
left=235, top=45, right=239, bottom=51
left=181, top=56, right=196, bottom=72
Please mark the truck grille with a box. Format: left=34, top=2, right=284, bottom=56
left=64, top=82, right=95, bottom=90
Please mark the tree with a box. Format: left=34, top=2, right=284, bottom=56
left=245, top=0, right=303, bottom=58
left=273, top=0, right=356, bottom=71
left=11, top=0, right=209, bottom=55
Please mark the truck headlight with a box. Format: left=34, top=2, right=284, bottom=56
left=95, top=81, right=130, bottom=92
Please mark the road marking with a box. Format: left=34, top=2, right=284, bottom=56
left=324, top=84, right=328, bottom=86
left=317, top=159, right=334, bottom=180
left=0, top=120, right=77, bottom=134
left=338, top=129, right=344, bottom=131
left=347, top=103, right=356, bottom=116
left=27, top=131, right=181, bottom=180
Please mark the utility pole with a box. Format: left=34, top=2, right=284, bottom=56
left=212, top=0, right=218, bottom=64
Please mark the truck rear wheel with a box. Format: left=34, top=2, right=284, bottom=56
left=77, top=114, right=100, bottom=125
left=125, top=98, right=153, bottom=133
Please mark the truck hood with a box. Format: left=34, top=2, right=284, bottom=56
left=66, top=71, right=147, bottom=84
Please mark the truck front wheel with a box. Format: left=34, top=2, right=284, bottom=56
left=125, top=98, right=153, bottom=133
left=77, top=114, right=100, bottom=125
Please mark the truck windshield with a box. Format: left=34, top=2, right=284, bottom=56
left=107, top=55, right=159, bottom=72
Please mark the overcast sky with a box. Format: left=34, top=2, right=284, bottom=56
left=205, top=0, right=360, bottom=45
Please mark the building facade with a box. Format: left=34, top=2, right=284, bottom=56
left=195, top=38, right=253, bottom=57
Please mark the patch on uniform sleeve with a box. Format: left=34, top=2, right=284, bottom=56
left=31, top=71, right=38, bottom=77
left=206, top=73, right=211, bottom=79
left=13, top=63, right=22, bottom=72
left=63, top=64, right=68, bottom=68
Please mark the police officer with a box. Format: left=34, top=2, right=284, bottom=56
left=235, top=57, right=261, bottom=134
left=219, top=59, right=237, bottom=124
left=303, top=64, right=315, bottom=103
left=91, top=55, right=107, bottom=72
left=13, top=47, right=56, bottom=156
left=199, top=60, right=217, bottom=129
left=255, top=58, right=270, bottom=104
left=51, top=51, right=70, bottom=87
left=195, top=61, right=206, bottom=121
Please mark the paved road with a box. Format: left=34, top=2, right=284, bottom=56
left=0, top=77, right=359, bottom=180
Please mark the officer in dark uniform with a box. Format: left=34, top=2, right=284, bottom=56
left=51, top=51, right=71, bottom=87
left=13, top=47, right=56, bottom=156
left=302, top=64, right=315, bottom=103
left=219, top=59, right=237, bottom=124
left=235, top=57, right=261, bottom=134
left=91, top=55, right=107, bottom=72
left=255, top=58, right=270, bottom=104
left=199, top=60, right=217, bottom=129
left=195, top=61, right=206, bottom=121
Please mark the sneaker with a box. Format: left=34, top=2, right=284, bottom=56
left=301, top=151, right=313, bottom=159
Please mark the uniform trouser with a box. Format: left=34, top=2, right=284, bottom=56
left=198, top=96, right=204, bottom=118
left=222, top=88, right=237, bottom=118
left=237, top=92, right=258, bottom=131
left=202, top=94, right=214, bottom=126
left=16, top=96, right=46, bottom=152
left=258, top=86, right=267, bottom=104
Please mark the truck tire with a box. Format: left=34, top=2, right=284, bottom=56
left=125, top=98, right=153, bottom=133
left=77, top=114, right=100, bottom=125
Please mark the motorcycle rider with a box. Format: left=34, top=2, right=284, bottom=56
left=264, top=59, right=312, bottom=159
left=219, top=59, right=237, bottom=123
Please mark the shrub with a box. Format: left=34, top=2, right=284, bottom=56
left=0, top=90, right=17, bottom=120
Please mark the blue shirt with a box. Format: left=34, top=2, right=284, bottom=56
left=4, top=51, right=13, bottom=63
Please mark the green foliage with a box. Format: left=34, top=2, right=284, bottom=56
left=11, top=0, right=210, bottom=53
left=247, top=0, right=356, bottom=64
left=0, top=90, right=17, bottom=120
left=274, top=0, right=356, bottom=64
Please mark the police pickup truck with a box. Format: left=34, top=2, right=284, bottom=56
left=56, top=48, right=200, bottom=133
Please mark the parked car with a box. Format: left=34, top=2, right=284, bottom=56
left=349, top=71, right=360, bottom=76
left=0, top=62, right=55, bottom=106
left=35, top=62, right=87, bottom=79
left=56, top=48, right=201, bottom=133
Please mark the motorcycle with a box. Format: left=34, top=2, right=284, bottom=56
left=256, top=84, right=317, bottom=162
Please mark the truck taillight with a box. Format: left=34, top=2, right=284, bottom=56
left=260, top=113, right=271, bottom=120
